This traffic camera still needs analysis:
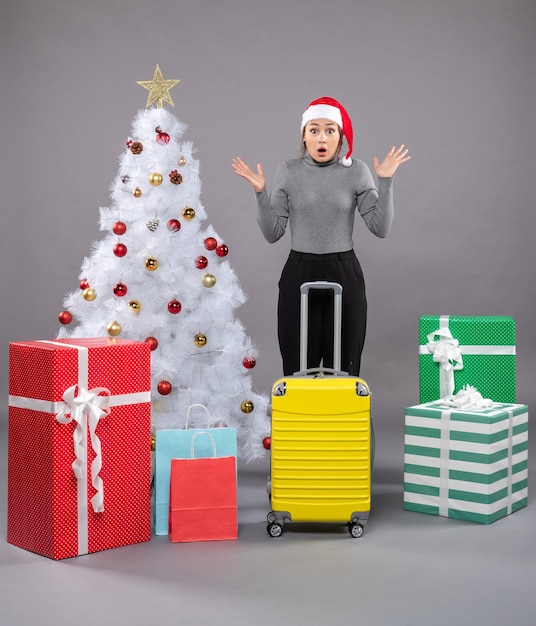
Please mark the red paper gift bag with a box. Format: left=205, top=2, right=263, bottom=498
left=169, top=432, right=237, bottom=542
left=7, top=338, right=152, bottom=559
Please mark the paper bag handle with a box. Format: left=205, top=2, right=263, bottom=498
left=185, top=403, right=211, bottom=429
left=190, top=431, right=217, bottom=459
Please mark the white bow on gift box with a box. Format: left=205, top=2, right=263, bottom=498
left=425, top=327, right=464, bottom=397
left=55, top=384, right=111, bottom=514
left=441, top=384, right=493, bottom=410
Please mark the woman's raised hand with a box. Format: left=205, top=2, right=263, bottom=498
left=232, top=157, right=266, bottom=192
left=373, top=145, right=411, bottom=178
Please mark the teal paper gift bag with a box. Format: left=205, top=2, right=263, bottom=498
left=154, top=405, right=237, bottom=536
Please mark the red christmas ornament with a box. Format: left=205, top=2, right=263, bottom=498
left=145, top=336, right=158, bottom=351
left=204, top=237, right=217, bottom=251
left=242, top=356, right=257, bottom=369
left=195, top=255, right=208, bottom=269
left=79, top=278, right=89, bottom=290
left=112, top=221, right=127, bottom=236
left=216, top=244, right=229, bottom=257
left=113, top=243, right=127, bottom=257
left=113, top=282, right=128, bottom=297
left=168, top=299, right=182, bottom=314
left=157, top=380, right=172, bottom=395
left=167, top=219, right=181, bottom=232
left=156, top=132, right=170, bottom=145
left=263, top=437, right=271, bottom=450
left=58, top=310, right=72, bottom=325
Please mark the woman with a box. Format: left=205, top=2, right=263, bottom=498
left=232, top=96, right=410, bottom=376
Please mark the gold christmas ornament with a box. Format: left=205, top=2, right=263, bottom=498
left=82, top=287, right=97, bottom=301
left=178, top=155, right=187, bottom=166
left=194, top=333, right=207, bottom=347
left=129, top=299, right=141, bottom=313
left=107, top=321, right=122, bottom=337
left=145, top=257, right=159, bottom=271
left=149, top=172, right=163, bottom=186
left=133, top=187, right=142, bottom=197
left=240, top=400, right=254, bottom=414
left=202, top=273, right=216, bottom=288
left=182, top=206, right=195, bottom=220
left=150, top=434, right=156, bottom=452
left=136, top=64, right=181, bottom=109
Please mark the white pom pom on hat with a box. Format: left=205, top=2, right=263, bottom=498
left=301, top=96, right=354, bottom=167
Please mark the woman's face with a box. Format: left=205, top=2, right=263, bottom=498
left=303, top=119, right=341, bottom=163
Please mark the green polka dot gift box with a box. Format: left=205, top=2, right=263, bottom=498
left=7, top=338, right=152, bottom=560
left=404, top=400, right=528, bottom=524
left=419, top=315, right=516, bottom=403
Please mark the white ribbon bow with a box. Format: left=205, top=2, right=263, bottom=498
left=441, top=384, right=493, bottom=411
left=56, top=385, right=111, bottom=513
left=426, top=327, right=464, bottom=397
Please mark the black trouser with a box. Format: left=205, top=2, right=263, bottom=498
left=277, top=250, right=367, bottom=376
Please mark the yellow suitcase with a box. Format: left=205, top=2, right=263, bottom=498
left=267, top=282, right=372, bottom=538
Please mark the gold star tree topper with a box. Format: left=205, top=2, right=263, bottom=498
left=137, top=65, right=181, bottom=108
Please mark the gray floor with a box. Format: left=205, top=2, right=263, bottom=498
left=1, top=417, right=534, bottom=626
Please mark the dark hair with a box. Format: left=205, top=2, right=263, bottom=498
left=300, top=124, right=343, bottom=159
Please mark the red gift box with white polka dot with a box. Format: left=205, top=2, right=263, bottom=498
left=7, top=337, right=152, bottom=560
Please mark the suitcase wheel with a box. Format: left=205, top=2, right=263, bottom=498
left=267, top=522, right=283, bottom=538
left=348, top=523, right=364, bottom=538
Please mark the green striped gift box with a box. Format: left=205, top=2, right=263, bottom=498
left=419, top=315, right=516, bottom=403
left=404, top=401, right=528, bottom=524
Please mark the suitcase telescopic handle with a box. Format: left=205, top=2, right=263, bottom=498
left=299, top=281, right=343, bottom=372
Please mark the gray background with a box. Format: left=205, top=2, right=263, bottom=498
left=1, top=0, right=535, bottom=422
left=1, top=1, right=535, bottom=625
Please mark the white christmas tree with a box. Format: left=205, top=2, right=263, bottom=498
left=57, top=65, right=269, bottom=461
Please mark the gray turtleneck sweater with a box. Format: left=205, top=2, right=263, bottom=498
left=255, top=154, right=394, bottom=255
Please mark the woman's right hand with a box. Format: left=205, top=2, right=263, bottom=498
left=232, top=156, right=265, bottom=192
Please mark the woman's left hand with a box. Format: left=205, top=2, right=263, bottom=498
left=373, top=145, right=411, bottom=178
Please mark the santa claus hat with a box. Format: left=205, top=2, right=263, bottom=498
left=301, top=96, right=354, bottom=167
